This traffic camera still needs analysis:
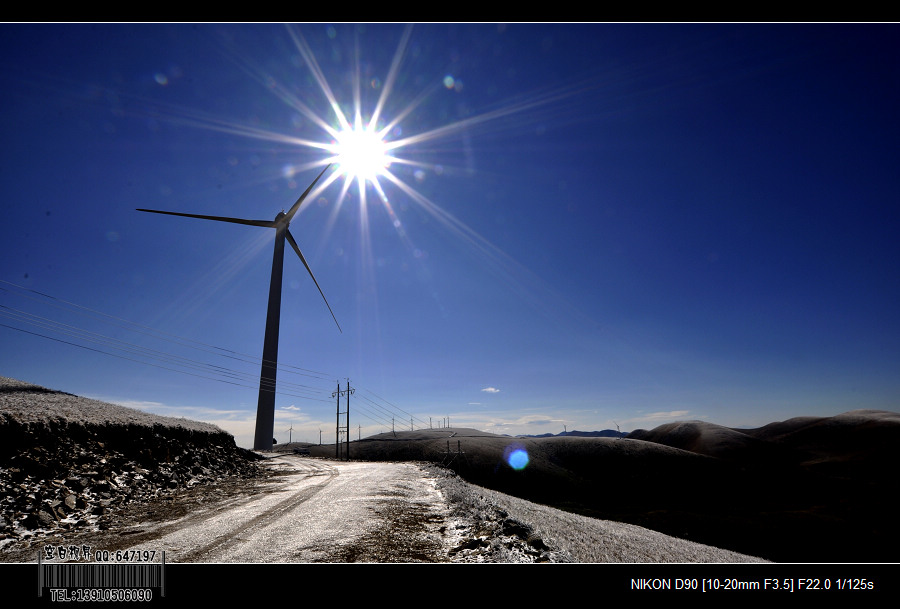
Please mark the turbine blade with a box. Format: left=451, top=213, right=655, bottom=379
left=285, top=229, right=342, bottom=333
left=284, top=164, right=332, bottom=223
left=137, top=209, right=275, bottom=228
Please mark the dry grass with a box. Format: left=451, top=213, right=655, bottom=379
left=0, top=377, right=223, bottom=433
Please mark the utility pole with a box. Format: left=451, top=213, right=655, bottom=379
left=332, top=379, right=353, bottom=460
left=345, top=379, right=353, bottom=459
left=410, top=417, right=413, bottom=431
left=331, top=381, right=341, bottom=459
left=319, top=429, right=322, bottom=445
left=430, top=417, right=432, bottom=429
left=358, top=424, right=361, bottom=441
left=334, top=381, right=340, bottom=459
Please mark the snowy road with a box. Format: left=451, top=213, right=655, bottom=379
left=125, top=456, right=457, bottom=563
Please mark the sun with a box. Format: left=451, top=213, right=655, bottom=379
left=328, top=116, right=392, bottom=185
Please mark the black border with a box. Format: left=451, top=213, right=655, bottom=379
left=6, top=562, right=900, bottom=604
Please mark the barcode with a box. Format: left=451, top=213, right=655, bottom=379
left=40, top=563, right=163, bottom=589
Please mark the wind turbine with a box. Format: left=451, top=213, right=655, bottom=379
left=138, top=164, right=340, bottom=451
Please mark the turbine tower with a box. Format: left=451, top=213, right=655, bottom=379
left=138, top=164, right=340, bottom=451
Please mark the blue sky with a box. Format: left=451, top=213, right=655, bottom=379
left=2, top=23, right=898, bottom=448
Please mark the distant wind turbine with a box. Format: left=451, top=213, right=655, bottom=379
left=138, top=164, right=340, bottom=451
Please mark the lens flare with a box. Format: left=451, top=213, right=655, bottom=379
left=503, top=443, right=529, bottom=470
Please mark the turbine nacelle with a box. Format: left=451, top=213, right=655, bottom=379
left=137, top=164, right=338, bottom=332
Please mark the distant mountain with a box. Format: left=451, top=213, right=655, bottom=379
left=517, top=429, right=627, bottom=439
left=626, top=420, right=766, bottom=459
left=628, top=410, right=900, bottom=467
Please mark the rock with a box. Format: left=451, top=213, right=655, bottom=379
left=36, top=510, right=55, bottom=527
left=449, top=537, right=490, bottom=554
left=527, top=534, right=549, bottom=551
left=500, top=518, right=532, bottom=538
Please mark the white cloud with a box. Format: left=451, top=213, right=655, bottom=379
left=481, top=387, right=500, bottom=393
left=280, top=405, right=300, bottom=411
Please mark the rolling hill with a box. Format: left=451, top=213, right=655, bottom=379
left=282, top=409, right=900, bottom=562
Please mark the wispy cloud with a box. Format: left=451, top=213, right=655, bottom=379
left=481, top=387, right=500, bottom=393
left=100, top=398, right=248, bottom=422
left=95, top=396, right=330, bottom=448
left=104, top=399, right=168, bottom=411
left=467, top=402, right=482, bottom=406
left=460, top=412, right=567, bottom=433
left=622, top=410, right=695, bottom=429
left=644, top=410, right=691, bottom=420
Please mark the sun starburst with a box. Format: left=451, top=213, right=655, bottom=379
left=138, top=24, right=587, bottom=327
left=328, top=116, right=392, bottom=185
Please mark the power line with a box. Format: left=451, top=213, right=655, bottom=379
left=0, top=279, right=333, bottom=380
left=350, top=400, right=396, bottom=431
left=363, top=388, right=430, bottom=428
left=2, top=279, right=446, bottom=433
left=357, top=394, right=417, bottom=429
left=1, top=322, right=331, bottom=402
left=0, top=305, right=332, bottom=401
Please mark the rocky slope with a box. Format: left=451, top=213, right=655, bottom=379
left=427, top=463, right=764, bottom=563
left=0, top=377, right=264, bottom=553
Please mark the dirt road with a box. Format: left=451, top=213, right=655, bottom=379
left=122, top=456, right=458, bottom=563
